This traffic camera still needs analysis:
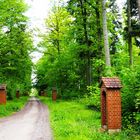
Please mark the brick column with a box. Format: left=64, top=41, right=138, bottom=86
left=16, top=90, right=20, bottom=98
left=100, top=77, right=122, bottom=133
left=52, top=88, right=57, bottom=101
left=0, top=85, right=7, bottom=105
left=107, top=89, right=122, bottom=132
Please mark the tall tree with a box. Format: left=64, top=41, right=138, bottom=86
left=37, top=5, right=73, bottom=94
left=102, top=0, right=111, bottom=67
left=126, top=0, right=140, bottom=66
left=79, top=0, right=92, bottom=85
left=138, top=0, right=140, bottom=18
left=67, top=0, right=104, bottom=85
left=127, top=0, right=133, bottom=65
left=0, top=0, right=33, bottom=98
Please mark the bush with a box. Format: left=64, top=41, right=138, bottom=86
left=135, top=91, right=140, bottom=131
left=78, top=84, right=100, bottom=111
left=117, top=66, right=140, bottom=132
left=0, top=97, right=28, bottom=117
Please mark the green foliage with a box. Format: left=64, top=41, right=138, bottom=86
left=0, top=97, right=28, bottom=117
left=116, top=67, right=140, bottom=131
left=30, top=88, right=38, bottom=97
left=36, top=1, right=104, bottom=97
left=0, top=0, right=33, bottom=98
left=134, top=86, right=140, bottom=132
left=40, top=97, right=139, bottom=140
left=80, top=84, right=101, bottom=110
left=36, top=4, right=88, bottom=97
left=35, top=0, right=140, bottom=133
left=107, top=40, right=140, bottom=132
left=0, top=0, right=139, bottom=137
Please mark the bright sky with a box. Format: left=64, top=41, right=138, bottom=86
left=25, top=0, right=68, bottom=31
left=25, top=0, right=126, bottom=37
left=25, top=0, right=126, bottom=63
left=25, top=0, right=68, bottom=63
left=25, top=0, right=51, bottom=31
left=25, top=0, right=52, bottom=63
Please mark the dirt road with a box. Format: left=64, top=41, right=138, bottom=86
left=0, top=97, right=53, bottom=140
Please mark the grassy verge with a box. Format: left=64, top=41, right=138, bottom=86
left=0, top=96, right=28, bottom=118
left=40, top=97, right=139, bottom=140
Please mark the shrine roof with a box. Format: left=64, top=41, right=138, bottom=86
left=100, top=77, right=122, bottom=88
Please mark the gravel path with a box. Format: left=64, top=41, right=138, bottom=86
left=0, top=97, right=53, bottom=140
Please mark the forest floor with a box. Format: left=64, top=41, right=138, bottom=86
left=0, top=97, right=53, bottom=140
left=40, top=97, right=140, bottom=140
left=0, top=96, right=139, bottom=140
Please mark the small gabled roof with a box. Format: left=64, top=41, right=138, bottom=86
left=0, top=84, right=6, bottom=90
left=100, top=77, right=122, bottom=88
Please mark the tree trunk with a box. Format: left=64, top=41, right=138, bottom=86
left=137, top=0, right=140, bottom=19
left=96, top=0, right=102, bottom=80
left=128, top=37, right=133, bottom=65
left=96, top=1, right=102, bottom=58
left=127, top=0, right=133, bottom=66
left=80, top=0, right=92, bottom=86
left=56, top=13, right=62, bottom=94
left=102, top=0, right=111, bottom=67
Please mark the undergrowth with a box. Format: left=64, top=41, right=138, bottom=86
left=0, top=97, right=28, bottom=117
left=40, top=97, right=140, bottom=140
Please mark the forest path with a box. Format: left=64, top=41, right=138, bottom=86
left=0, top=97, right=53, bottom=140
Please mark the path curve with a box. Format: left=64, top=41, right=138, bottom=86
left=0, top=97, right=53, bottom=140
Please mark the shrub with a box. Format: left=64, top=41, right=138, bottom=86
left=118, top=66, right=140, bottom=132
left=78, top=84, right=100, bottom=111
left=0, top=97, right=28, bottom=117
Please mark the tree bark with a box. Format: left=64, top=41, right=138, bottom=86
left=127, top=0, right=133, bottom=66
left=128, top=37, right=133, bottom=65
left=55, top=12, right=62, bottom=94
left=102, top=0, right=111, bottom=67
left=96, top=0, right=102, bottom=80
left=79, top=0, right=92, bottom=86
left=137, top=0, right=140, bottom=19
left=96, top=1, right=102, bottom=58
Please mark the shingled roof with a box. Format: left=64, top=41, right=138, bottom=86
left=101, top=77, right=122, bottom=88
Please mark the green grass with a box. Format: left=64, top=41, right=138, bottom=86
left=0, top=96, right=28, bottom=117
left=40, top=97, right=139, bottom=140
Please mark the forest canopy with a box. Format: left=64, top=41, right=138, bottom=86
left=0, top=0, right=139, bottom=134
left=0, top=0, right=33, bottom=98
left=35, top=0, right=140, bottom=131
